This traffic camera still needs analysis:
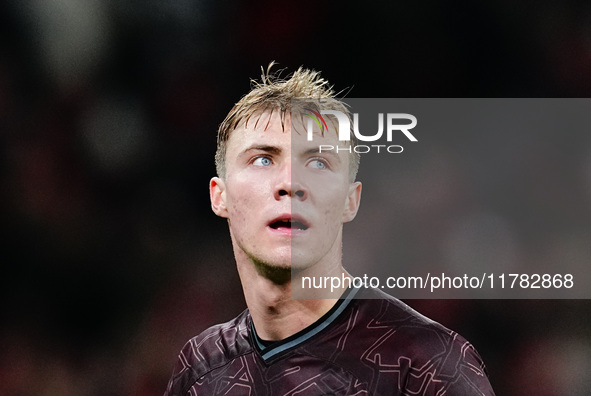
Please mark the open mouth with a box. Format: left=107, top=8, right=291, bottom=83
left=269, top=218, right=309, bottom=231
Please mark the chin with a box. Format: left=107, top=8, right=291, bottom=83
left=251, top=257, right=292, bottom=283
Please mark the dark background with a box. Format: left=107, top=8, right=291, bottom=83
left=1, top=1, right=590, bottom=395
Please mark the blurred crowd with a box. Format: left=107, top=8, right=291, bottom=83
left=1, top=1, right=591, bottom=395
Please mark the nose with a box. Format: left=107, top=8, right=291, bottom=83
left=277, top=187, right=306, bottom=199
left=274, top=162, right=307, bottom=200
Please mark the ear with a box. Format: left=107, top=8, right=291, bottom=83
left=342, top=181, right=362, bottom=223
left=210, top=177, right=229, bottom=218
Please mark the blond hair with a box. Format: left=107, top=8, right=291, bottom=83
left=215, top=63, right=360, bottom=180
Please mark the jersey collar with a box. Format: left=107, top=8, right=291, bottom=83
left=250, top=286, right=360, bottom=362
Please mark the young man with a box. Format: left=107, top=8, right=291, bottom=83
left=164, top=66, right=495, bottom=395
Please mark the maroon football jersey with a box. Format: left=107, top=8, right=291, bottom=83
left=164, top=287, right=494, bottom=395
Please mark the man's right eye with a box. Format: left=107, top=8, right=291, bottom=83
left=252, top=156, right=272, bottom=166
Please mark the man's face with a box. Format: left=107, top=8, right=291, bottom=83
left=210, top=110, right=361, bottom=273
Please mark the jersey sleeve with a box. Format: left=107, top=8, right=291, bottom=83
left=398, top=331, right=495, bottom=395
left=163, top=339, right=200, bottom=396
left=431, top=338, right=494, bottom=395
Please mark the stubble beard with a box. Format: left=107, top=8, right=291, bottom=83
left=251, top=256, right=292, bottom=285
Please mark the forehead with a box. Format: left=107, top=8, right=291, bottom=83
left=226, top=110, right=343, bottom=152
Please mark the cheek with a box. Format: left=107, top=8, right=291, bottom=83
left=227, top=194, right=254, bottom=226
left=225, top=180, right=267, bottom=225
left=318, top=187, right=350, bottom=224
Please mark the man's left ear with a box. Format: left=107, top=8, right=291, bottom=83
left=342, top=182, right=362, bottom=223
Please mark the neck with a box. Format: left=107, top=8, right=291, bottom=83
left=235, top=253, right=350, bottom=341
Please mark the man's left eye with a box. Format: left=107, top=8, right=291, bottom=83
left=308, top=159, right=327, bottom=169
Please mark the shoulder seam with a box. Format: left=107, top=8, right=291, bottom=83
left=182, top=350, right=257, bottom=394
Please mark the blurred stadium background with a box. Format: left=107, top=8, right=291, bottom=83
left=1, top=1, right=591, bottom=395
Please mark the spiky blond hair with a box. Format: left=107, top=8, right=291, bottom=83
left=215, top=63, right=360, bottom=180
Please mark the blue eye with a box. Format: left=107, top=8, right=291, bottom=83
left=253, top=156, right=272, bottom=166
left=309, top=159, right=327, bottom=170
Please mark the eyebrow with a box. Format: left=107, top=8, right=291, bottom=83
left=241, top=145, right=283, bottom=156
left=240, top=145, right=342, bottom=164
left=301, top=147, right=324, bottom=156
left=301, top=147, right=342, bottom=163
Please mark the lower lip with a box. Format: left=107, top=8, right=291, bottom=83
left=268, top=226, right=308, bottom=236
